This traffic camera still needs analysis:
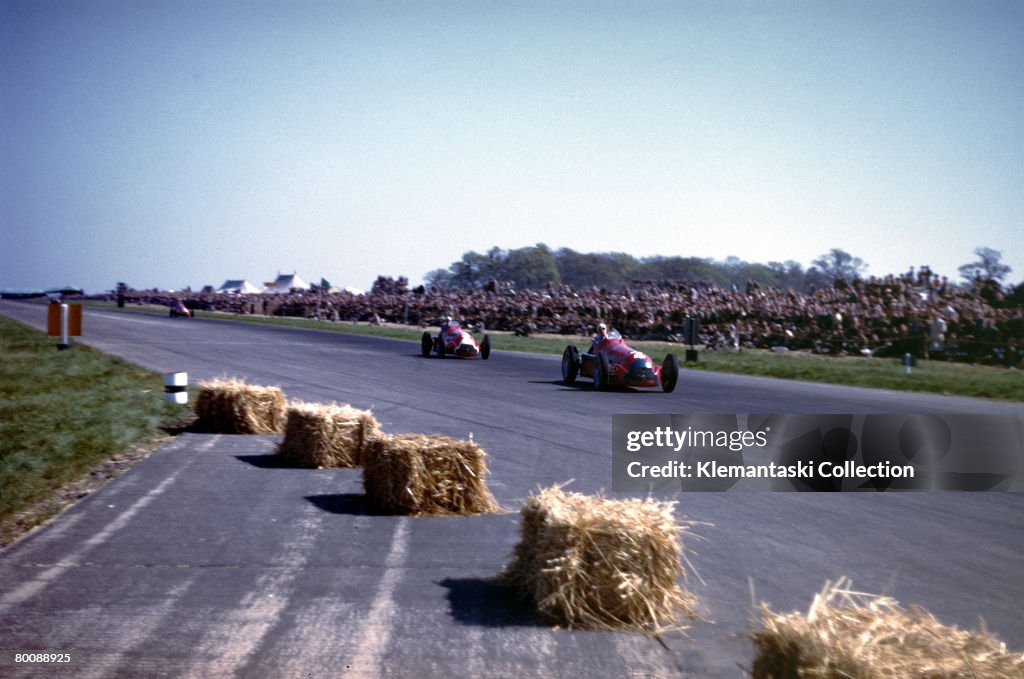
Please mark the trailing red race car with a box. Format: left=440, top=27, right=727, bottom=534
left=169, top=301, right=192, bottom=318
left=561, top=329, right=678, bottom=392
left=421, top=320, right=491, bottom=360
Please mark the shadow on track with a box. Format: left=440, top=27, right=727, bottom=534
left=305, top=493, right=385, bottom=516
left=235, top=453, right=292, bottom=468
left=439, top=577, right=545, bottom=628
left=527, top=379, right=657, bottom=394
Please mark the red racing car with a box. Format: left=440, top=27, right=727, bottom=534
left=561, top=330, right=678, bottom=392
left=421, top=320, right=491, bottom=360
left=169, top=301, right=193, bottom=318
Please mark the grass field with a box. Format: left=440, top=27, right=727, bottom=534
left=0, top=315, right=188, bottom=545
left=92, top=301, right=1024, bottom=402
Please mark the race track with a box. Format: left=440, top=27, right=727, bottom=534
left=1, top=300, right=1022, bottom=678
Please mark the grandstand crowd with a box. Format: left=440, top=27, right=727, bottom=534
left=103, top=269, right=1023, bottom=367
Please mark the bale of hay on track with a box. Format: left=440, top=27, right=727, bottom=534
left=752, top=578, right=1024, bottom=678
left=501, top=485, right=696, bottom=632
left=193, top=378, right=286, bottom=434
left=277, top=402, right=380, bottom=468
left=362, top=433, right=499, bottom=516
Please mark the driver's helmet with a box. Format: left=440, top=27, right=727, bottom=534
left=598, top=322, right=607, bottom=335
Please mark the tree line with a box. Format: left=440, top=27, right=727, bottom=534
left=422, top=244, right=1016, bottom=294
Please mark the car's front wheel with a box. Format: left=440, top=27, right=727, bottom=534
left=594, top=352, right=610, bottom=390
left=562, top=345, right=579, bottom=384
left=421, top=332, right=433, bottom=357
left=480, top=335, right=491, bottom=360
left=661, top=353, right=679, bottom=393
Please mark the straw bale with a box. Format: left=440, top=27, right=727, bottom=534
left=362, top=433, right=499, bottom=516
left=277, top=402, right=381, bottom=468
left=501, top=485, right=696, bottom=632
left=193, top=378, right=285, bottom=434
left=752, top=578, right=1024, bottom=678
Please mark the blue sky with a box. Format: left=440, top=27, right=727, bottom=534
left=2, top=1, right=1022, bottom=293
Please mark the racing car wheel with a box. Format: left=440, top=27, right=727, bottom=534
left=594, top=352, right=610, bottom=390
left=561, top=345, right=579, bottom=384
left=661, top=353, right=679, bottom=393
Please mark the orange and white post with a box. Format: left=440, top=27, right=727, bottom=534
left=47, top=303, right=82, bottom=350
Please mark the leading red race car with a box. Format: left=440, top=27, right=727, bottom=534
left=421, top=320, right=491, bottom=360
left=561, top=329, right=678, bottom=392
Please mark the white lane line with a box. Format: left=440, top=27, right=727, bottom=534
left=177, top=504, right=327, bottom=678
left=265, top=598, right=357, bottom=677
left=70, top=577, right=199, bottom=679
left=1, top=509, right=90, bottom=560
left=0, top=438, right=212, bottom=616
left=0, top=439, right=196, bottom=561
left=344, top=517, right=411, bottom=678
left=463, top=628, right=488, bottom=678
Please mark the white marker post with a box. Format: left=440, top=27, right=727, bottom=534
left=59, top=304, right=70, bottom=350
left=164, top=372, right=189, bottom=404
left=904, top=353, right=913, bottom=375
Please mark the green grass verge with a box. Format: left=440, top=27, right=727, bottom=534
left=681, top=349, right=1023, bottom=401
left=0, top=315, right=188, bottom=537
left=85, top=300, right=1023, bottom=402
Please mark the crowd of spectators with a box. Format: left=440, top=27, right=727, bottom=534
left=104, top=268, right=1023, bottom=367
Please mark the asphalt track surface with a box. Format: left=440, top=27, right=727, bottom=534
left=1, top=300, right=1022, bottom=678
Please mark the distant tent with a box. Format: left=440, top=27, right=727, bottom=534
left=0, top=288, right=45, bottom=299
left=263, top=273, right=310, bottom=294
left=0, top=285, right=82, bottom=300
left=45, top=285, right=83, bottom=295
left=219, top=279, right=261, bottom=294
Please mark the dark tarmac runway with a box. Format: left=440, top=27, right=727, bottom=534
left=1, top=301, right=1022, bottom=677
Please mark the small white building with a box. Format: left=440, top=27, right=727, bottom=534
left=263, top=273, right=310, bottom=294
left=219, top=279, right=261, bottom=294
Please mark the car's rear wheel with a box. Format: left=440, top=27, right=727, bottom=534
left=594, top=352, right=610, bottom=390
left=435, top=335, right=445, bottom=358
left=421, top=332, right=433, bottom=357
left=661, top=353, right=679, bottom=393
left=480, top=335, right=491, bottom=360
left=561, top=345, right=579, bottom=384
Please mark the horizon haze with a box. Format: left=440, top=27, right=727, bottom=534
left=3, top=1, right=1022, bottom=294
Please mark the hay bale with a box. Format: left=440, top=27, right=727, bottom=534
left=193, top=378, right=285, bottom=434
left=362, top=434, right=499, bottom=516
left=277, top=402, right=380, bottom=468
left=752, top=578, right=1024, bottom=678
left=501, top=485, right=696, bottom=632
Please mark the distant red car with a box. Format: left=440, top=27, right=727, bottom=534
left=562, top=330, right=678, bottom=392
left=421, top=321, right=491, bottom=359
left=169, top=301, right=192, bottom=318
